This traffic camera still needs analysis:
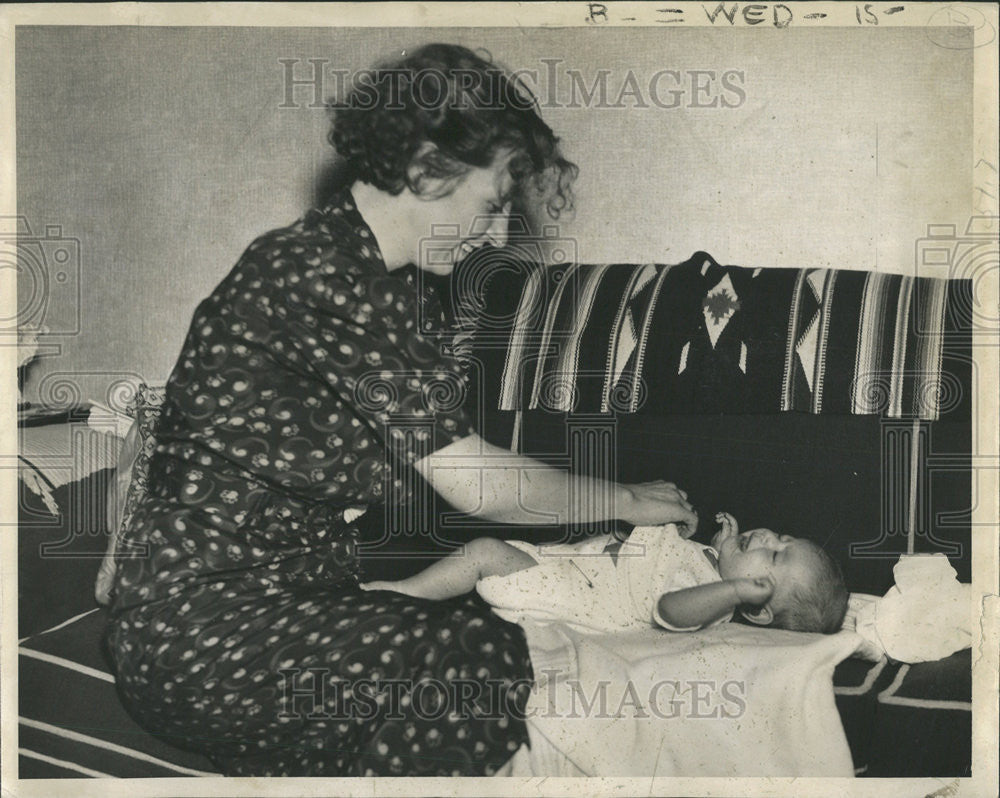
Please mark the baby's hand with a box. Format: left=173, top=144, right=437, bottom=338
left=711, top=512, right=739, bottom=550
left=717, top=512, right=738, bottom=536
left=730, top=576, right=774, bottom=606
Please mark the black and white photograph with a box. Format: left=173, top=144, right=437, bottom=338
left=2, top=3, right=998, bottom=796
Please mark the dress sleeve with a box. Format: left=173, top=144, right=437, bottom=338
left=294, top=253, right=479, bottom=473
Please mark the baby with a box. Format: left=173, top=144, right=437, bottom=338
left=362, top=512, right=849, bottom=635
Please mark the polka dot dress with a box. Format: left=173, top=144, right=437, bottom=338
left=106, top=192, right=534, bottom=776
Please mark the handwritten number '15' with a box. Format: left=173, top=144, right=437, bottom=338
left=856, top=4, right=879, bottom=24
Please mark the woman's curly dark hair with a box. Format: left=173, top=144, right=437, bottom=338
left=329, top=43, right=578, bottom=219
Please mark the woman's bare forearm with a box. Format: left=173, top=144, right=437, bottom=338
left=414, top=433, right=633, bottom=525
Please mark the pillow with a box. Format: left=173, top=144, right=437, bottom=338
left=840, top=558, right=973, bottom=664
left=841, top=593, right=883, bottom=661
left=18, top=404, right=123, bottom=517
left=95, top=384, right=166, bottom=605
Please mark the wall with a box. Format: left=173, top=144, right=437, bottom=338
left=14, top=26, right=973, bottom=406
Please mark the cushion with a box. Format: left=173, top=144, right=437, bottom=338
left=109, top=383, right=167, bottom=540
left=17, top=404, right=123, bottom=516
left=476, top=408, right=969, bottom=597
left=96, top=384, right=166, bottom=605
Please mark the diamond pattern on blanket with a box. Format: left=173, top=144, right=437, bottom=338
left=793, top=270, right=828, bottom=394
left=702, top=274, right=741, bottom=349
left=611, top=264, right=658, bottom=386
left=796, top=313, right=820, bottom=393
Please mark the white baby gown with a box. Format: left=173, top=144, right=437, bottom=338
left=476, top=524, right=728, bottom=634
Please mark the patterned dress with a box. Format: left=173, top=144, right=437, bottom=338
left=106, top=191, right=534, bottom=776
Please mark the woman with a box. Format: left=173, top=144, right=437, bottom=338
left=106, top=43, right=697, bottom=777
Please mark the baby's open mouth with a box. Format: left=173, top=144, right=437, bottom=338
left=739, top=534, right=749, bottom=551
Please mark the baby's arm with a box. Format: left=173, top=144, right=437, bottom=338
left=361, top=537, right=537, bottom=600
left=656, top=578, right=773, bottom=630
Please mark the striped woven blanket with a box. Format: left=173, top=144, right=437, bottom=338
left=465, top=252, right=971, bottom=421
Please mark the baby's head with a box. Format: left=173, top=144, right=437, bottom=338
left=714, top=527, right=848, bottom=634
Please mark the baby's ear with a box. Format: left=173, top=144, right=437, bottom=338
left=739, top=603, right=774, bottom=626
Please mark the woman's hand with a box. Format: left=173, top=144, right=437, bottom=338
left=619, top=480, right=698, bottom=536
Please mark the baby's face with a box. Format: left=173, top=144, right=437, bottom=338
left=713, top=526, right=819, bottom=607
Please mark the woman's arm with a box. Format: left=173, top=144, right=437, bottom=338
left=414, top=432, right=698, bottom=532
left=656, top=578, right=774, bottom=630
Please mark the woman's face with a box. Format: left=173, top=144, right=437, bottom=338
left=417, top=155, right=514, bottom=275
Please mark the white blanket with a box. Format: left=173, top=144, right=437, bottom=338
left=501, top=621, right=863, bottom=777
